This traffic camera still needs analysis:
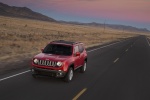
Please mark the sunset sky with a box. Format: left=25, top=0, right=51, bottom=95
left=1, top=0, right=150, bottom=30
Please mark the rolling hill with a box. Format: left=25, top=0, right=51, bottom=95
left=0, top=2, right=149, bottom=32
left=0, top=2, right=56, bottom=22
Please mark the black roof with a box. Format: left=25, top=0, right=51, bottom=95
left=51, top=40, right=79, bottom=45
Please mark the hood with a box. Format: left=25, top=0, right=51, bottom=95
left=34, top=53, right=71, bottom=62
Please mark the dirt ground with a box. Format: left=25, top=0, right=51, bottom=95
left=1, top=16, right=147, bottom=74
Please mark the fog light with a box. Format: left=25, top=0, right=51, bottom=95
left=59, top=72, right=62, bottom=76
left=57, top=72, right=62, bottom=76
left=31, top=69, right=34, bottom=72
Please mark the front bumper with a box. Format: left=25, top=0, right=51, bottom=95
left=31, top=67, right=66, bottom=78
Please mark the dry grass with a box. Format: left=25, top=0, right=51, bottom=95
left=0, top=16, right=142, bottom=62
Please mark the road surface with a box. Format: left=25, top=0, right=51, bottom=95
left=0, top=35, right=150, bottom=100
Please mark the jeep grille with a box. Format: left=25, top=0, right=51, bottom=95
left=38, top=60, right=57, bottom=67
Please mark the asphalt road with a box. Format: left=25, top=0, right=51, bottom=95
left=0, top=35, right=150, bottom=100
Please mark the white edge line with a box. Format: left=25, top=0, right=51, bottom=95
left=0, top=70, right=30, bottom=82
left=114, top=58, right=119, bottom=63
left=0, top=39, right=129, bottom=82
left=146, top=38, right=150, bottom=46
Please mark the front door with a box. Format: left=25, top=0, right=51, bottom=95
left=74, top=45, right=81, bottom=69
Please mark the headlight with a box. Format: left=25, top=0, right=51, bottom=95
left=33, top=59, right=39, bottom=64
left=57, top=62, right=63, bottom=67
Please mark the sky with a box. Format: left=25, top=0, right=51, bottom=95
left=0, top=0, right=150, bottom=30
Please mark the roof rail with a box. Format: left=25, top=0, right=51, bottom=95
left=50, top=40, right=78, bottom=45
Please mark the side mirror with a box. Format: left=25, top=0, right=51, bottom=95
left=76, top=52, right=80, bottom=56
left=41, top=48, right=44, bottom=52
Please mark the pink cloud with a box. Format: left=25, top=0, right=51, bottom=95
left=1, top=0, right=150, bottom=23
left=47, top=0, right=150, bottom=23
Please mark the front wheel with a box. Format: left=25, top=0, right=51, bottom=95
left=64, top=67, right=74, bottom=82
left=80, top=61, right=87, bottom=73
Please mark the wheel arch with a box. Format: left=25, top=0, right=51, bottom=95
left=68, top=63, right=75, bottom=71
left=85, top=57, right=87, bottom=62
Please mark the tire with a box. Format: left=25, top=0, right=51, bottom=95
left=80, top=61, right=87, bottom=73
left=64, top=67, right=74, bottom=82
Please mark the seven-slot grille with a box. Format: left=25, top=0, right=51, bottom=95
left=38, top=60, right=57, bottom=67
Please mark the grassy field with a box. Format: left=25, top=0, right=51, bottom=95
left=0, top=15, right=146, bottom=63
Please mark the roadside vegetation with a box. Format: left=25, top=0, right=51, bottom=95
left=1, top=16, right=149, bottom=73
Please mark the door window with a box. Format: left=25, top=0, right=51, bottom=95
left=79, top=44, right=84, bottom=53
left=74, top=45, right=79, bottom=53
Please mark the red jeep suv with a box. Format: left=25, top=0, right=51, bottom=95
left=31, top=40, right=87, bottom=82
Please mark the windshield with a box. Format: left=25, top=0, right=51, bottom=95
left=43, top=44, right=72, bottom=56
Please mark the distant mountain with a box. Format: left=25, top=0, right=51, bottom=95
left=0, top=2, right=149, bottom=32
left=60, top=21, right=150, bottom=32
left=0, top=2, right=56, bottom=22
left=87, top=22, right=150, bottom=32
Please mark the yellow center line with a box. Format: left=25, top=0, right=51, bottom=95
left=72, top=88, right=87, bottom=100
left=113, top=58, right=119, bottom=63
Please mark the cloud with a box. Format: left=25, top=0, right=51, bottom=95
left=0, top=0, right=149, bottom=23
